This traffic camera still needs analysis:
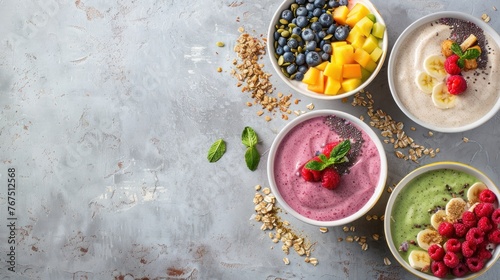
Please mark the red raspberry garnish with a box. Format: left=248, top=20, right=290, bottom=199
left=431, top=260, right=450, bottom=278
left=438, top=221, right=455, bottom=238
left=462, top=211, right=478, bottom=228
left=475, top=243, right=493, bottom=261
left=466, top=257, right=485, bottom=273
left=454, top=222, right=468, bottom=238
left=322, top=141, right=340, bottom=157
left=320, top=167, right=341, bottom=190
left=479, top=189, right=497, bottom=203
left=477, top=216, right=493, bottom=233
left=444, top=238, right=461, bottom=253
left=491, top=208, right=500, bottom=225
left=474, top=203, right=495, bottom=218
left=466, top=227, right=485, bottom=245
left=461, top=240, right=477, bottom=258
left=443, top=251, right=460, bottom=268
left=452, top=262, right=469, bottom=277
left=428, top=244, right=446, bottom=261
left=300, top=157, right=322, bottom=182
left=487, top=228, right=500, bottom=244
left=444, top=54, right=462, bottom=75
left=446, top=75, right=467, bottom=95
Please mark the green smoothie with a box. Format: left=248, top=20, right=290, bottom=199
left=390, top=169, right=479, bottom=261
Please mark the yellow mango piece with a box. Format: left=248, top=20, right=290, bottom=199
left=307, top=71, right=325, bottom=93
left=334, top=44, right=355, bottom=65
left=350, top=34, right=366, bottom=50
left=370, top=47, right=383, bottom=62
left=316, top=61, right=329, bottom=71
left=372, top=22, right=386, bottom=39
left=353, top=48, right=373, bottom=69
left=343, top=64, right=362, bottom=79
left=331, top=41, right=347, bottom=49
left=355, top=16, right=374, bottom=37
left=362, top=34, right=379, bottom=54
left=325, top=77, right=341, bottom=95
left=341, top=78, right=362, bottom=92
left=361, top=67, right=372, bottom=82
left=333, top=6, right=349, bottom=25
left=303, top=67, right=320, bottom=85
left=363, top=59, right=378, bottom=73
left=323, top=60, right=343, bottom=81
left=346, top=4, right=370, bottom=28
left=346, top=27, right=363, bottom=44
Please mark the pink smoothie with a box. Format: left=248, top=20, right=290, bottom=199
left=274, top=115, right=381, bottom=221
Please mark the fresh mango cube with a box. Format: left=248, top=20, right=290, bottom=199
left=307, top=71, right=325, bottom=93
left=303, top=67, right=321, bottom=85
left=342, top=64, right=362, bottom=79
left=353, top=48, right=373, bottom=69
left=363, top=59, right=378, bottom=73
left=350, top=35, right=366, bottom=50
left=346, top=27, right=363, bottom=44
left=325, top=77, right=341, bottom=95
left=371, top=22, right=386, bottom=39
left=333, top=6, right=349, bottom=25
left=346, top=3, right=370, bottom=27
left=355, top=16, right=374, bottom=37
left=331, top=41, right=347, bottom=49
left=341, top=78, right=362, bottom=92
left=316, top=61, right=329, bottom=71
left=323, top=61, right=343, bottom=81
left=362, top=34, right=379, bottom=54
left=370, top=47, right=383, bottom=62
left=334, top=44, right=355, bottom=65
left=361, top=67, right=372, bottom=82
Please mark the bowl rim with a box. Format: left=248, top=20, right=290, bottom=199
left=387, top=11, right=500, bottom=133
left=267, top=109, right=388, bottom=227
left=266, top=0, right=389, bottom=100
left=383, top=161, right=500, bottom=279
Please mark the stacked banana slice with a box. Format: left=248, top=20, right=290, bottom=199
left=407, top=182, right=490, bottom=270
left=416, top=55, right=456, bottom=109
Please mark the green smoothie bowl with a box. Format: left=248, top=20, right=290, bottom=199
left=384, top=162, right=500, bottom=279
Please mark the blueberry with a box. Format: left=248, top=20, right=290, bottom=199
left=278, top=36, right=287, bottom=46
left=286, top=64, right=297, bottom=75
left=305, top=40, right=317, bottom=51
left=296, top=16, right=309, bottom=28
left=314, top=0, right=326, bottom=7
left=306, top=3, right=315, bottom=11
left=301, top=28, right=315, bottom=41
left=329, top=0, right=340, bottom=8
left=306, top=51, right=322, bottom=66
left=296, top=53, right=306, bottom=65
left=298, top=65, right=308, bottom=74
left=296, top=6, right=308, bottom=16
left=274, top=31, right=280, bottom=41
left=319, top=39, right=326, bottom=49
left=275, top=46, right=284, bottom=55
left=292, top=26, right=302, bottom=35
left=295, top=0, right=306, bottom=4
left=339, top=0, right=348, bottom=6
left=295, top=72, right=305, bottom=81
left=321, top=52, right=330, bottom=61
left=310, top=22, right=322, bottom=32
left=313, top=7, right=322, bottom=17
left=281, top=10, right=293, bottom=22
left=283, top=52, right=295, bottom=63
left=287, top=38, right=299, bottom=49
left=322, top=43, right=332, bottom=54
left=318, top=30, right=327, bottom=39
left=319, top=13, right=333, bottom=27
left=283, top=45, right=291, bottom=52
left=334, top=25, right=349, bottom=41
left=327, top=24, right=337, bottom=35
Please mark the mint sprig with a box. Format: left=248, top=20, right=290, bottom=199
left=305, top=140, right=351, bottom=171
left=242, top=126, right=260, bottom=171
left=207, top=139, right=226, bottom=163
left=450, top=42, right=480, bottom=69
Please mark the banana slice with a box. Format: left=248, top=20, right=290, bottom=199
left=445, top=197, right=467, bottom=222
left=408, top=249, right=431, bottom=270
left=417, top=228, right=443, bottom=250
left=432, top=82, right=456, bottom=109
left=415, top=71, right=438, bottom=94
left=423, top=55, right=447, bottom=80
left=430, top=209, right=448, bottom=230
left=467, top=182, right=488, bottom=205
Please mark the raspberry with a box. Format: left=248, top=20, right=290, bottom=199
left=466, top=227, right=485, bottom=245
left=477, top=216, right=493, bottom=233
left=453, top=222, right=468, bottom=238
left=461, top=240, right=477, bottom=258
left=428, top=244, right=445, bottom=261
left=320, top=167, right=341, bottom=190
left=474, top=203, right=495, bottom=218
left=487, top=228, right=500, bottom=244
left=491, top=208, right=500, bottom=225
left=466, top=257, right=485, bottom=273
left=479, top=189, right=497, bottom=203
left=446, top=75, right=467, bottom=95
left=444, top=238, right=461, bottom=253
left=444, top=54, right=462, bottom=75
left=443, top=251, right=460, bottom=268
left=462, top=211, right=478, bottom=228
left=321, top=141, right=340, bottom=157
left=431, top=260, right=449, bottom=278
left=438, top=221, right=455, bottom=238
left=475, top=244, right=493, bottom=261
left=451, top=262, right=469, bottom=277
left=300, top=157, right=322, bottom=182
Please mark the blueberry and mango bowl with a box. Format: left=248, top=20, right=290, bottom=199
left=267, top=0, right=388, bottom=100
left=384, top=162, right=500, bottom=279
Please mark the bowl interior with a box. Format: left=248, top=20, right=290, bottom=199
left=267, top=110, right=387, bottom=227
left=387, top=11, right=500, bottom=133
left=384, top=161, right=500, bottom=279
left=267, top=0, right=388, bottom=100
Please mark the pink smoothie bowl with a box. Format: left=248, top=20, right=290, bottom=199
left=267, top=110, right=387, bottom=227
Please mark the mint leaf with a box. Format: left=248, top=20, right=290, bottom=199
left=305, top=140, right=351, bottom=171
left=450, top=43, right=463, bottom=56
left=457, top=59, right=465, bottom=69
left=329, top=140, right=351, bottom=162
left=462, top=48, right=480, bottom=60
left=207, top=139, right=226, bottom=163
left=305, top=160, right=326, bottom=171
left=245, top=146, right=260, bottom=171
left=242, top=126, right=258, bottom=147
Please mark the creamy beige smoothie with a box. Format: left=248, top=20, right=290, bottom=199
left=392, top=18, right=500, bottom=128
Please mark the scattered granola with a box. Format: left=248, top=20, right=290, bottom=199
left=384, top=257, right=392, bottom=266
left=482, top=13, right=491, bottom=23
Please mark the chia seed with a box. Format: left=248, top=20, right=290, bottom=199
left=323, top=115, right=365, bottom=175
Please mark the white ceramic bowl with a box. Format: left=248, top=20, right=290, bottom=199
left=384, top=161, right=500, bottom=279
left=267, top=110, right=387, bottom=227
left=267, top=0, right=388, bottom=100
left=388, top=12, right=500, bottom=133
